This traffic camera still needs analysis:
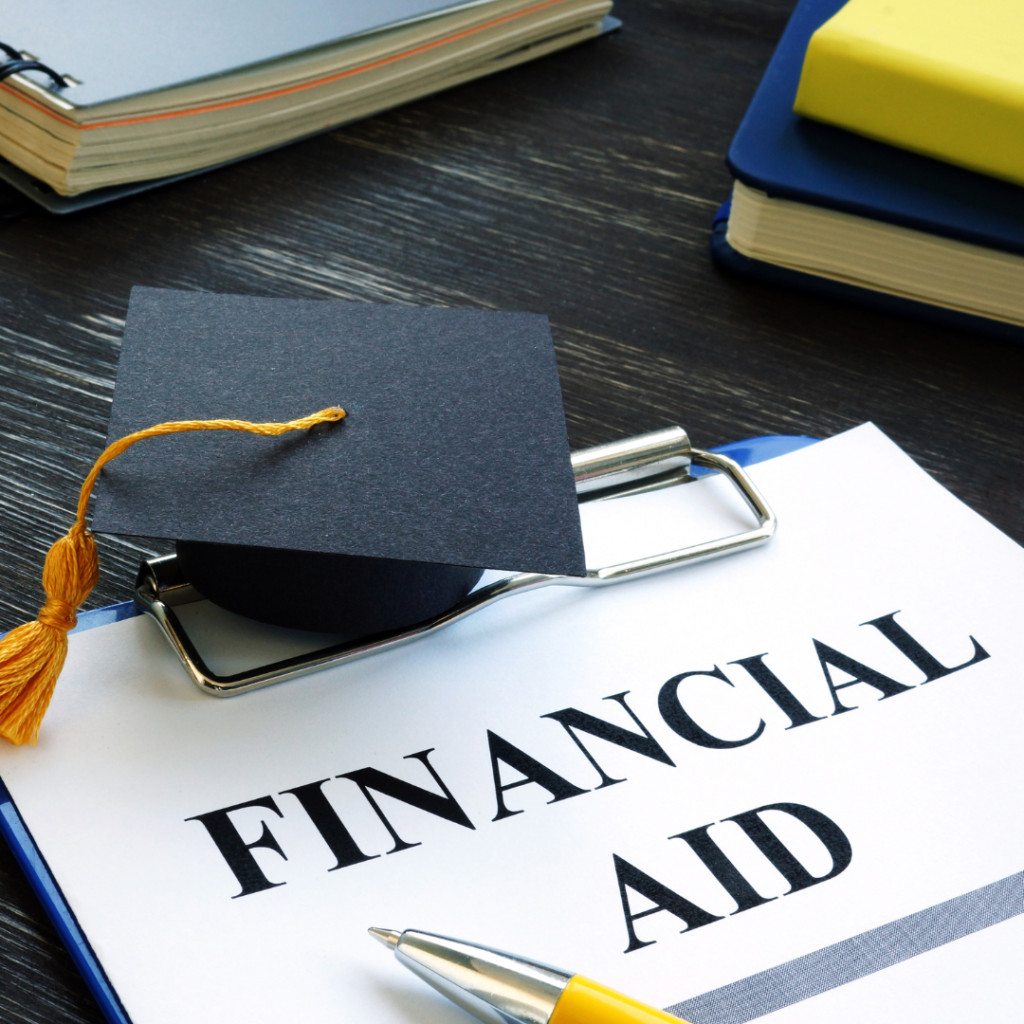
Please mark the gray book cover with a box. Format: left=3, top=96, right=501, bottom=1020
left=0, top=0, right=498, bottom=107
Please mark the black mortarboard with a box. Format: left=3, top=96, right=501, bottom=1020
left=91, top=288, right=585, bottom=636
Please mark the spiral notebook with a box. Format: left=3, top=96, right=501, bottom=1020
left=0, top=0, right=619, bottom=211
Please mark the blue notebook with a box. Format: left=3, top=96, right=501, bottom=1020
left=0, top=433, right=817, bottom=1024
left=711, top=0, right=1024, bottom=342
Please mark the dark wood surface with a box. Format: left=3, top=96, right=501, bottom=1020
left=1, top=1, right=1023, bottom=1020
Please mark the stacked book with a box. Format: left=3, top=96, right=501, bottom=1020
left=713, top=0, right=1024, bottom=341
left=0, top=0, right=615, bottom=212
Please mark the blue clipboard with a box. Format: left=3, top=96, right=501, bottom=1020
left=0, top=432, right=817, bottom=1024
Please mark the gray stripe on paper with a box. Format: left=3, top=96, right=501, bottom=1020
left=666, top=870, right=1024, bottom=1024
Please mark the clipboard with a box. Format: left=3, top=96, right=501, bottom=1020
left=1, top=430, right=815, bottom=1024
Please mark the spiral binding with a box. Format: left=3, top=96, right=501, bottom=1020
left=0, top=40, right=67, bottom=88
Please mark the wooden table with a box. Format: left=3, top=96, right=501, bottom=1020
left=1, top=1, right=1021, bottom=1020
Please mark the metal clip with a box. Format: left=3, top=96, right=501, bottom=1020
left=135, top=426, right=776, bottom=697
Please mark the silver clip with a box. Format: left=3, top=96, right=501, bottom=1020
left=135, top=426, right=776, bottom=697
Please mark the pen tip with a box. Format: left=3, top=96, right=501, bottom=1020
left=369, top=927, right=402, bottom=948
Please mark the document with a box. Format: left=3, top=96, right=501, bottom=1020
left=1, top=423, right=1022, bottom=1024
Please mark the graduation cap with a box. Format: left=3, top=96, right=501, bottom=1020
left=0, top=287, right=585, bottom=745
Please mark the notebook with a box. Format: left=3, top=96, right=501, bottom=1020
left=0, top=0, right=616, bottom=209
left=3, top=424, right=1024, bottom=1024
left=711, top=0, right=1024, bottom=342
left=794, top=0, right=1024, bottom=188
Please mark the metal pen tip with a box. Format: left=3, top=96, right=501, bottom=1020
left=369, top=927, right=402, bottom=948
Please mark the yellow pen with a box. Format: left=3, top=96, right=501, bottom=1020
left=369, top=928, right=690, bottom=1024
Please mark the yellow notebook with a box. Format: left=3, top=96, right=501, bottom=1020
left=793, top=0, right=1024, bottom=186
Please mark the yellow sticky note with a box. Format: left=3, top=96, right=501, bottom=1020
left=794, top=0, right=1024, bottom=186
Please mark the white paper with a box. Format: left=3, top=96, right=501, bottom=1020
left=2, top=423, right=1023, bottom=1024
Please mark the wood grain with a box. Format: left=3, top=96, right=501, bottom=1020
left=0, top=1, right=1021, bottom=1019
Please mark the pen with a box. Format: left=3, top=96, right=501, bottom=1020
left=369, top=927, right=690, bottom=1024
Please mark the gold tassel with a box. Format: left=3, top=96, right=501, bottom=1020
left=0, top=406, right=345, bottom=746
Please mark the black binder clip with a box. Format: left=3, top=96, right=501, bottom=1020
left=134, top=426, right=775, bottom=697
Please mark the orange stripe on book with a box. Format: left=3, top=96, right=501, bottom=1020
left=0, top=0, right=573, bottom=131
